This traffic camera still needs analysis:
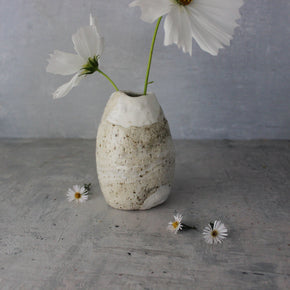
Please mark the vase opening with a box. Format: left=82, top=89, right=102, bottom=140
left=123, top=91, right=143, bottom=98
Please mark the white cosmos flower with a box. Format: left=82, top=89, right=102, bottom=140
left=46, top=14, right=104, bottom=99
left=66, top=185, right=88, bottom=203
left=130, top=0, right=244, bottom=56
left=167, top=213, right=183, bottom=234
left=203, top=220, right=228, bottom=244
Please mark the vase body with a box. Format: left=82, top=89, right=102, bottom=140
left=96, top=91, right=175, bottom=210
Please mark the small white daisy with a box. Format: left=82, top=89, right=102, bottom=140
left=167, top=213, right=183, bottom=234
left=66, top=185, right=88, bottom=203
left=203, top=220, right=228, bottom=244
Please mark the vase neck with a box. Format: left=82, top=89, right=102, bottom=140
left=103, top=91, right=160, bottom=128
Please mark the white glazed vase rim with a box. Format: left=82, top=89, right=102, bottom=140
left=104, top=91, right=161, bottom=128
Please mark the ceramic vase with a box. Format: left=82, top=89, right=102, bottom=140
left=96, top=91, right=175, bottom=210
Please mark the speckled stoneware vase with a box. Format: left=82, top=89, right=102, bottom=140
left=96, top=91, right=175, bottom=210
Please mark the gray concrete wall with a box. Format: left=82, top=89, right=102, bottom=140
left=0, top=0, right=289, bottom=139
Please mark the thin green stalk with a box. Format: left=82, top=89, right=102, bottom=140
left=97, top=68, right=119, bottom=91
left=144, top=16, right=162, bottom=96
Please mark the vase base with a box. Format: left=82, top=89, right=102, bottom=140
left=103, top=184, right=172, bottom=211
left=139, top=184, right=171, bottom=210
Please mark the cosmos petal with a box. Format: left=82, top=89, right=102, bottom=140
left=193, top=0, right=241, bottom=36
left=187, top=11, right=223, bottom=55
left=129, top=0, right=171, bottom=23
left=164, top=5, right=193, bottom=55
left=131, top=0, right=243, bottom=56
left=198, top=0, right=243, bottom=21
left=52, top=73, right=83, bottom=99
left=72, top=21, right=104, bottom=60
left=90, top=14, right=96, bottom=26
left=46, top=50, right=84, bottom=76
left=186, top=0, right=242, bottom=55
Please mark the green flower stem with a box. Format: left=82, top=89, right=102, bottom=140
left=97, top=68, right=119, bottom=91
left=143, top=16, right=162, bottom=96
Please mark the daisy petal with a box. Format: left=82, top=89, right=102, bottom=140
left=72, top=25, right=104, bottom=60
left=174, top=213, right=183, bottom=222
left=52, top=73, right=83, bottom=99
left=73, top=185, right=81, bottom=192
left=67, top=196, right=74, bottom=202
left=80, top=195, right=88, bottom=202
left=214, top=220, right=220, bottom=228
left=46, top=50, right=84, bottom=76
left=79, top=186, right=86, bottom=194
left=129, top=0, right=171, bottom=23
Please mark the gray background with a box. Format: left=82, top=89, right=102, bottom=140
left=0, top=0, right=289, bottom=139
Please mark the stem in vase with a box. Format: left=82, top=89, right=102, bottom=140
left=97, top=68, right=119, bottom=91
left=143, top=16, right=162, bottom=96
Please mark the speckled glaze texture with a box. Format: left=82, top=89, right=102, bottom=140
left=96, top=91, right=175, bottom=210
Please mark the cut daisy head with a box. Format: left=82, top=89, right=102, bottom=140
left=167, top=213, right=183, bottom=234
left=130, top=0, right=244, bottom=56
left=203, top=220, right=228, bottom=244
left=46, top=14, right=104, bottom=99
left=66, top=185, right=88, bottom=203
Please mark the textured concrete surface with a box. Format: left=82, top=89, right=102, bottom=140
left=0, top=139, right=289, bottom=289
left=1, top=0, right=290, bottom=139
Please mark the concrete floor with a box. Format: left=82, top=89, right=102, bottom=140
left=0, top=139, right=289, bottom=289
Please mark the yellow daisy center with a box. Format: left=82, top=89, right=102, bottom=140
left=172, top=221, right=180, bottom=229
left=74, top=192, right=81, bottom=199
left=211, top=230, right=218, bottom=237
left=176, top=0, right=192, bottom=6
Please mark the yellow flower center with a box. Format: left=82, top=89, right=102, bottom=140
left=172, top=221, right=179, bottom=229
left=211, top=230, right=218, bottom=237
left=74, top=192, right=81, bottom=199
left=176, top=0, right=192, bottom=6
